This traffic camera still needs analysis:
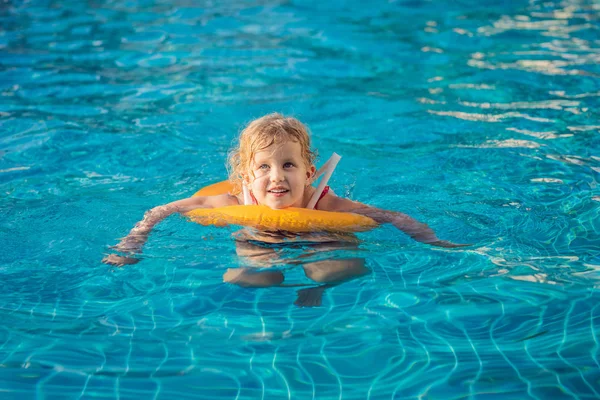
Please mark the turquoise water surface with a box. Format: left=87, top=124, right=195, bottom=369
left=2, top=0, right=600, bottom=398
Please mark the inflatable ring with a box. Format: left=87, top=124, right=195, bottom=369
left=184, top=181, right=378, bottom=233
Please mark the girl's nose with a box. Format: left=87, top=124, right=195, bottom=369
left=270, top=167, right=284, bottom=182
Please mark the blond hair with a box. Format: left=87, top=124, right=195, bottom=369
left=227, top=113, right=316, bottom=195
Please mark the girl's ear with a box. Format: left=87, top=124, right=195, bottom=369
left=306, top=165, right=316, bottom=185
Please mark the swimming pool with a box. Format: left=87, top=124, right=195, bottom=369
left=1, top=0, right=600, bottom=398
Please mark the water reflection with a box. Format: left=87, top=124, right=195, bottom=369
left=224, top=230, right=369, bottom=307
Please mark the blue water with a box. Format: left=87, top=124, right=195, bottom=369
left=2, top=0, right=600, bottom=398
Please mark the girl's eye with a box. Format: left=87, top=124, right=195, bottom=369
left=284, top=162, right=294, bottom=168
left=258, top=164, right=269, bottom=170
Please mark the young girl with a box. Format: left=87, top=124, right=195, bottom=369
left=103, top=113, right=467, bottom=272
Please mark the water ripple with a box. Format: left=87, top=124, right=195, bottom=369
left=2, top=0, right=600, bottom=398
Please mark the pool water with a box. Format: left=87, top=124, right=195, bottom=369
left=2, top=0, right=600, bottom=398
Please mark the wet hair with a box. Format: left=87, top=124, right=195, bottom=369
left=227, top=113, right=317, bottom=195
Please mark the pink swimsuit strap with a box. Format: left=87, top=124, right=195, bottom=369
left=249, top=186, right=330, bottom=209
left=314, top=185, right=330, bottom=209
left=249, top=190, right=258, bottom=205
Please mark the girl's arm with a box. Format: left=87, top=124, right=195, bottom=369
left=104, top=194, right=238, bottom=265
left=316, top=191, right=468, bottom=248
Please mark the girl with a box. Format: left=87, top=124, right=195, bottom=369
left=103, top=113, right=467, bottom=271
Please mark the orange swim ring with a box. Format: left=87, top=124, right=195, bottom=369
left=185, top=181, right=378, bottom=233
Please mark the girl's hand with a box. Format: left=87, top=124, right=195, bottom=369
left=102, top=254, right=140, bottom=267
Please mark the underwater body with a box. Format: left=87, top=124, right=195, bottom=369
left=1, top=0, right=600, bottom=398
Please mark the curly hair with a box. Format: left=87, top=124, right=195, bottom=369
left=227, top=113, right=317, bottom=195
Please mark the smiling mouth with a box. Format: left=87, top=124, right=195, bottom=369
left=268, top=189, right=289, bottom=194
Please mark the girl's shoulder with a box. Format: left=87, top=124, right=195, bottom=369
left=215, top=193, right=241, bottom=207
left=315, top=189, right=363, bottom=213
left=313, top=187, right=338, bottom=211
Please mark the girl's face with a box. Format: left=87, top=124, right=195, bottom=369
left=246, top=140, right=315, bottom=209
